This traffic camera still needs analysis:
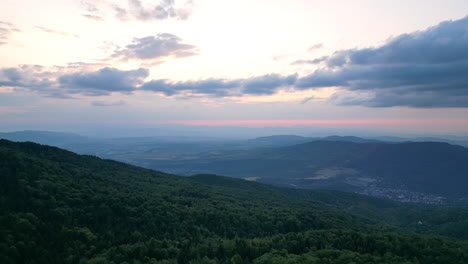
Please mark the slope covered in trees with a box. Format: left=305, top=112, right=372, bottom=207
left=1, top=139, right=468, bottom=264
left=147, top=140, right=468, bottom=201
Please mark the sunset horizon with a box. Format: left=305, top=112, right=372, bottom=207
left=1, top=0, right=468, bottom=136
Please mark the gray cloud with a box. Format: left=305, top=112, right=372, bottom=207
left=0, top=65, right=62, bottom=97
left=83, top=14, right=104, bottom=21
left=296, top=16, right=468, bottom=108
left=6, top=16, right=468, bottom=108
left=59, top=67, right=149, bottom=95
left=0, top=21, right=20, bottom=45
left=308, top=43, right=324, bottom=52
left=2, top=65, right=295, bottom=99
left=142, top=78, right=241, bottom=97
left=112, top=33, right=198, bottom=61
left=300, top=96, right=315, bottom=104
left=91, top=100, right=126, bottom=106
left=141, top=74, right=296, bottom=97
left=81, top=0, right=194, bottom=22
left=2, top=68, right=22, bottom=82
left=1, top=66, right=148, bottom=97
left=125, top=0, right=193, bottom=21
left=113, top=5, right=128, bottom=21
left=0, top=28, right=9, bottom=45
left=291, top=56, right=328, bottom=65
left=80, top=1, right=105, bottom=21
left=243, top=74, right=297, bottom=95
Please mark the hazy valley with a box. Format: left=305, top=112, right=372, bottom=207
left=2, top=131, right=468, bottom=206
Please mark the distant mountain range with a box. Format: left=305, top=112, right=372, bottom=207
left=139, top=140, right=468, bottom=204
left=247, top=135, right=382, bottom=147
left=1, top=130, right=468, bottom=204
left=0, top=130, right=89, bottom=146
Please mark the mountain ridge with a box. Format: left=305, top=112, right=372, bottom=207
left=2, top=139, right=468, bottom=263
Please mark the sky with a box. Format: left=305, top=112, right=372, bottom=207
left=1, top=0, right=468, bottom=136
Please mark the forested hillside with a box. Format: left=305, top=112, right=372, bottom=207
left=145, top=140, right=468, bottom=203
left=1, top=139, right=468, bottom=264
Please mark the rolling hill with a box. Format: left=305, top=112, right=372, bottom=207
left=1, top=139, right=468, bottom=263
left=2, top=131, right=468, bottom=204
left=141, top=140, right=468, bottom=203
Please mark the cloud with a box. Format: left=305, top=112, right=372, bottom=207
left=141, top=74, right=297, bottom=97
left=0, top=65, right=149, bottom=98
left=1, top=65, right=290, bottom=99
left=59, top=67, right=149, bottom=95
left=80, top=0, right=105, bottom=21
left=6, top=17, right=468, bottom=108
left=83, top=14, right=104, bottom=21
left=35, top=26, right=80, bottom=38
left=111, top=33, right=198, bottom=61
left=0, top=65, right=53, bottom=90
left=125, top=0, right=193, bottom=21
left=2, top=68, right=22, bottom=82
left=296, top=16, right=468, bottom=108
left=291, top=56, right=328, bottom=65
left=0, top=21, right=21, bottom=45
left=242, top=74, right=297, bottom=95
left=113, top=5, right=128, bottom=21
left=300, top=96, right=315, bottom=104
left=91, top=100, right=126, bottom=106
left=81, top=0, right=194, bottom=22
left=308, top=43, right=324, bottom=52
left=142, top=78, right=241, bottom=97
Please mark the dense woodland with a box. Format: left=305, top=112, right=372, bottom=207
left=1, top=139, right=468, bottom=263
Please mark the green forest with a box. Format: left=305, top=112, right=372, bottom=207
left=1, top=139, right=468, bottom=264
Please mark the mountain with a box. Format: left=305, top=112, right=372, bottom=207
left=2, top=131, right=468, bottom=203
left=247, top=135, right=316, bottom=147
left=374, top=136, right=468, bottom=148
left=247, top=135, right=381, bottom=147
left=2, top=139, right=468, bottom=263
left=321, top=135, right=382, bottom=143
left=0, top=130, right=90, bottom=146
left=142, top=140, right=468, bottom=203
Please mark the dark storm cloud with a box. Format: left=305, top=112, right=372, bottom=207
left=296, top=16, right=468, bottom=108
left=112, top=33, right=198, bottom=61
left=59, top=67, right=149, bottom=95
